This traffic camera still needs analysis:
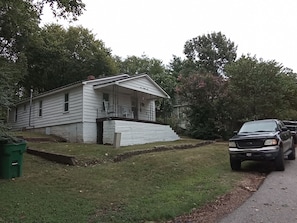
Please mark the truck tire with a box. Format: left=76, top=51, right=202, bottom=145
left=275, top=147, right=285, bottom=171
left=230, top=157, right=241, bottom=171
left=288, top=143, right=296, bottom=160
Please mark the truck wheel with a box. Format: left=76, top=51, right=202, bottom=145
left=275, top=147, right=285, bottom=171
left=288, top=143, right=296, bottom=160
left=230, top=158, right=241, bottom=171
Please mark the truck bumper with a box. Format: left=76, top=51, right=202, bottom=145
left=229, top=146, right=279, bottom=161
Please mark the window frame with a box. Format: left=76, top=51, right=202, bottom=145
left=39, top=100, right=42, bottom=117
left=15, top=106, right=18, bottom=122
left=64, top=93, right=69, bottom=112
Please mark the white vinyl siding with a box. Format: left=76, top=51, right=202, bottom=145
left=82, top=122, right=97, bottom=143
left=64, top=93, right=69, bottom=112
left=82, top=84, right=103, bottom=122
left=9, top=86, right=83, bottom=130
left=7, top=104, right=29, bottom=129
left=32, top=87, right=83, bottom=128
left=119, top=76, right=167, bottom=98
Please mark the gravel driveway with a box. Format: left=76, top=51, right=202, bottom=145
left=219, top=158, right=297, bottom=223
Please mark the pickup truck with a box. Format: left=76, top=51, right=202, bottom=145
left=229, top=119, right=295, bottom=171
left=283, top=120, right=297, bottom=144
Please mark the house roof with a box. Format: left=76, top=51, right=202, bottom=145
left=93, top=74, right=170, bottom=99
left=16, top=74, right=169, bottom=104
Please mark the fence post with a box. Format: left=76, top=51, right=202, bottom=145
left=114, top=132, right=121, bottom=148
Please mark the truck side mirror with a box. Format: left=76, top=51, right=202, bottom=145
left=281, top=127, right=288, bottom=131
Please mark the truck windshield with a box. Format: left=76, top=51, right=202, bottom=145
left=239, top=121, right=277, bottom=133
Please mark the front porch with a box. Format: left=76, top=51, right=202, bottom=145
left=94, top=82, right=159, bottom=122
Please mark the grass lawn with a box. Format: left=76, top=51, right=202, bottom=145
left=0, top=139, right=249, bottom=223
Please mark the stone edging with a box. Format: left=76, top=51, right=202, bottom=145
left=27, top=147, right=76, bottom=165
left=26, top=141, right=213, bottom=166
left=113, top=141, right=214, bottom=162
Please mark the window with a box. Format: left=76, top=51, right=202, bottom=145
left=39, top=101, right=42, bottom=116
left=15, top=107, right=18, bottom=122
left=64, top=93, right=69, bottom=112
left=23, top=104, right=26, bottom=112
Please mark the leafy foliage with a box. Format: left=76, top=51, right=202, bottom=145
left=38, top=0, right=85, bottom=21
left=0, top=0, right=85, bottom=134
left=225, top=56, right=297, bottom=123
left=175, top=32, right=297, bottom=139
left=0, top=0, right=39, bottom=59
left=184, top=32, right=237, bottom=76
left=0, top=0, right=85, bottom=60
left=22, top=24, right=118, bottom=93
left=176, top=73, right=228, bottom=139
left=0, top=56, right=27, bottom=135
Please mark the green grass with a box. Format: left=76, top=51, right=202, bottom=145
left=0, top=140, right=248, bottom=223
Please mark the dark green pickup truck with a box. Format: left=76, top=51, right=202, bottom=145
left=229, top=119, right=295, bottom=171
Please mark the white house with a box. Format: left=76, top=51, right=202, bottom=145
left=7, top=74, right=179, bottom=146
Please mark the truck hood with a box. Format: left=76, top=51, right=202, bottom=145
left=230, top=132, right=277, bottom=141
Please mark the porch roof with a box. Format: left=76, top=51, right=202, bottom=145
left=93, top=74, right=170, bottom=99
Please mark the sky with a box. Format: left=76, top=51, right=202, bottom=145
left=41, top=0, right=297, bottom=72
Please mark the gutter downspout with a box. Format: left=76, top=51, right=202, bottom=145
left=29, top=88, right=33, bottom=127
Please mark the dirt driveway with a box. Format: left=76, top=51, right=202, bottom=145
left=219, top=158, right=297, bottom=223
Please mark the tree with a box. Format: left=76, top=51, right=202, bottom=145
left=0, top=0, right=85, bottom=122
left=278, top=72, right=297, bottom=119
left=0, top=0, right=39, bottom=59
left=225, top=55, right=297, bottom=126
left=37, top=0, right=85, bottom=20
left=184, top=32, right=237, bottom=76
left=118, top=55, right=162, bottom=75
left=22, top=24, right=118, bottom=93
left=0, top=0, right=85, bottom=60
left=176, top=72, right=228, bottom=139
left=0, top=56, right=27, bottom=109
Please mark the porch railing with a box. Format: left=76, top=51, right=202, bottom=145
left=98, top=104, right=155, bottom=121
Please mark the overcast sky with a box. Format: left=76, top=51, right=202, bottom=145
left=41, top=0, right=297, bottom=72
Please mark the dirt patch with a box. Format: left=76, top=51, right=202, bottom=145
left=166, top=172, right=266, bottom=223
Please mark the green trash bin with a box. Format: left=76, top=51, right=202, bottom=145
left=0, top=140, right=27, bottom=179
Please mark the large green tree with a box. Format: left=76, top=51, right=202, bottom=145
left=23, top=24, right=118, bottom=93
left=175, top=51, right=297, bottom=139
left=0, top=0, right=85, bottom=124
left=0, top=0, right=39, bottom=59
left=0, top=0, right=85, bottom=60
left=184, top=32, right=237, bottom=76
left=176, top=72, right=228, bottom=139
left=118, top=55, right=163, bottom=75
left=225, top=55, right=297, bottom=127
